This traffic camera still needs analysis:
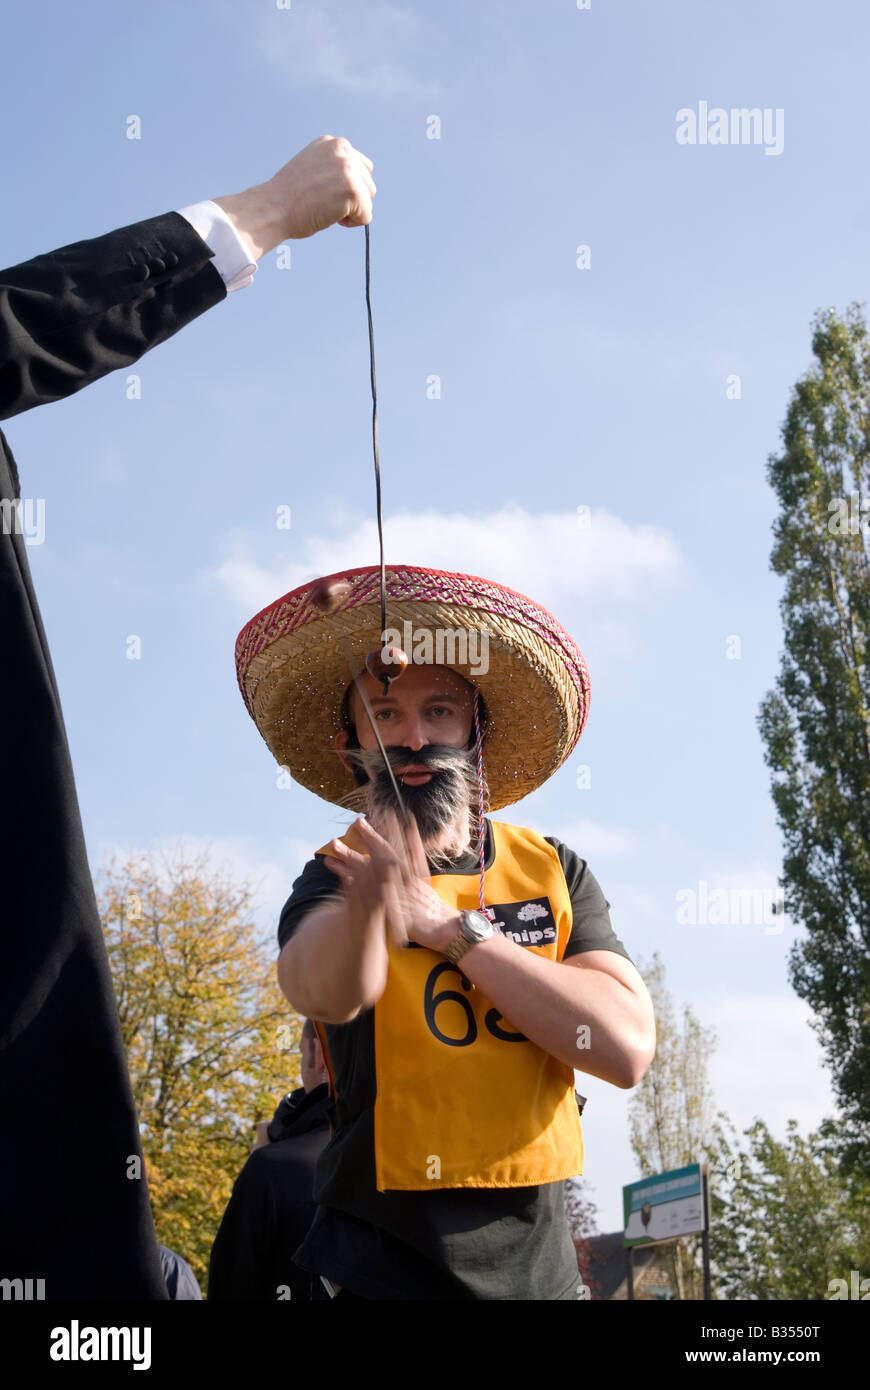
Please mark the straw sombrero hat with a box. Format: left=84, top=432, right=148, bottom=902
left=235, top=564, right=590, bottom=811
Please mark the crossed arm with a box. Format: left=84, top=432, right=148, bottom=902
left=449, top=939, right=656, bottom=1087
left=277, top=818, right=656, bottom=1091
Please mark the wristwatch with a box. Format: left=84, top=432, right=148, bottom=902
left=444, top=909, right=496, bottom=967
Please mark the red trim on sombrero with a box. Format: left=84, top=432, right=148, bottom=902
left=234, top=564, right=588, bottom=718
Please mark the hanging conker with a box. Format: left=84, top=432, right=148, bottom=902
left=309, top=577, right=352, bottom=613
left=365, top=646, right=409, bottom=683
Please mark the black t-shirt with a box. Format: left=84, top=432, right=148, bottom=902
left=207, top=1085, right=331, bottom=1301
left=277, top=818, right=633, bottom=1300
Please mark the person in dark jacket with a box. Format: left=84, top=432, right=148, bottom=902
left=0, top=135, right=375, bottom=1298
left=158, top=1245, right=203, bottom=1301
left=207, top=1019, right=331, bottom=1301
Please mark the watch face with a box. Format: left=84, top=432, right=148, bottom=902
left=462, top=910, right=494, bottom=939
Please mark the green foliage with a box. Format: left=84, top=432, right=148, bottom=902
left=708, top=1115, right=870, bottom=1300
left=627, top=956, right=870, bottom=1300
left=98, top=848, right=300, bottom=1288
left=758, top=302, right=870, bottom=1169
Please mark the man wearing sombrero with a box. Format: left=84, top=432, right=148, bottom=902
left=236, top=563, right=656, bottom=1301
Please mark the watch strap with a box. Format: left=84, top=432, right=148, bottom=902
left=444, top=910, right=493, bottom=966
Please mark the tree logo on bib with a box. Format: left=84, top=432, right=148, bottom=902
left=483, top=898, right=556, bottom=948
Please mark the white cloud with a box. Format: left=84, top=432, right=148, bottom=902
left=250, top=3, right=440, bottom=98
left=206, top=503, right=685, bottom=619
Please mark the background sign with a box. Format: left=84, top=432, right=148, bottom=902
left=623, top=1163, right=706, bottom=1246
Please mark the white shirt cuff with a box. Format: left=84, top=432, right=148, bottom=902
left=176, top=199, right=257, bottom=292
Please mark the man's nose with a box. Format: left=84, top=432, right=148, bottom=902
left=404, top=713, right=428, bottom=750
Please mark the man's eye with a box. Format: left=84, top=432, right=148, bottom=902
left=376, top=710, right=395, bottom=720
left=430, top=707, right=449, bottom=716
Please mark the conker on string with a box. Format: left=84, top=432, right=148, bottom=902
left=309, top=578, right=352, bottom=613
left=365, top=646, right=409, bottom=683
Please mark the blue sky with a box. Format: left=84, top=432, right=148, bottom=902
left=4, top=0, right=865, bottom=1234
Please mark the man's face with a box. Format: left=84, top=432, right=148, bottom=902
left=301, top=1034, right=326, bottom=1092
left=335, top=663, right=478, bottom=844
left=344, top=662, right=473, bottom=765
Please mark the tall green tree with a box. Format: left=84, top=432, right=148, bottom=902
left=98, top=848, right=299, bottom=1286
left=628, top=953, right=726, bottom=1300
left=758, top=302, right=870, bottom=1171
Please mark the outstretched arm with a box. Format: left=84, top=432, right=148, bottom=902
left=0, top=134, right=375, bottom=423
left=0, top=211, right=227, bottom=421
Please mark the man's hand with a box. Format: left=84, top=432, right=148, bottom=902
left=213, top=135, right=375, bottom=261
left=378, top=812, right=462, bottom=953
left=322, top=815, right=406, bottom=950
left=323, top=813, right=460, bottom=954
left=280, top=812, right=456, bottom=1024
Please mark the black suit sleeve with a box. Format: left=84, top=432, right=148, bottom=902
left=0, top=210, right=228, bottom=1298
left=0, top=210, right=226, bottom=422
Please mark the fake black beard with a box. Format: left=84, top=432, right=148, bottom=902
left=339, top=743, right=478, bottom=847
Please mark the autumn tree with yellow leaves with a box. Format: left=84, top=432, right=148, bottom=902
left=97, top=849, right=301, bottom=1287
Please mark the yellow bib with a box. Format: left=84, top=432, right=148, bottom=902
left=313, top=820, right=584, bottom=1192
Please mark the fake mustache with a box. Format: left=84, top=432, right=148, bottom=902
left=340, top=743, right=476, bottom=780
